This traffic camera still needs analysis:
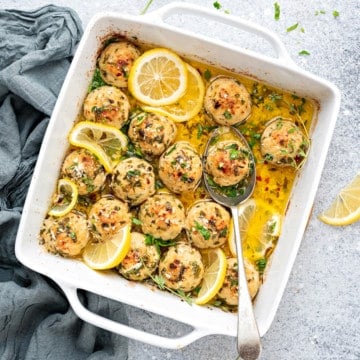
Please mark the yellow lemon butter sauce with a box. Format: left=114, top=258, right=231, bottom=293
left=174, top=60, right=316, bottom=273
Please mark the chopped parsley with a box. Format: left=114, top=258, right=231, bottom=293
left=88, top=68, right=107, bottom=93
left=286, top=23, right=299, bottom=32
left=274, top=2, right=280, bottom=20
left=298, top=50, right=310, bottom=56
left=204, top=69, right=212, bottom=81
left=333, top=10, right=340, bottom=18
left=213, top=1, right=222, bottom=10
left=223, top=110, right=232, bottom=119
left=195, top=221, right=211, bottom=240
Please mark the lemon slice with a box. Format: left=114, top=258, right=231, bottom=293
left=228, top=199, right=256, bottom=256
left=69, top=121, right=128, bottom=173
left=48, top=178, right=78, bottom=217
left=83, top=224, right=131, bottom=270
left=142, top=63, right=205, bottom=122
left=128, top=48, right=188, bottom=106
left=195, top=248, right=227, bottom=305
left=318, top=172, right=360, bottom=226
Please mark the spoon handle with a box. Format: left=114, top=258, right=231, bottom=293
left=231, top=206, right=262, bottom=360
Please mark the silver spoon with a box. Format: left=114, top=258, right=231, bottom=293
left=203, top=126, right=261, bottom=360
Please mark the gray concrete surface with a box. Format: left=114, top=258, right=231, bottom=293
left=1, top=0, right=359, bottom=359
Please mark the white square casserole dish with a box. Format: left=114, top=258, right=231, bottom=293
left=15, top=2, right=340, bottom=349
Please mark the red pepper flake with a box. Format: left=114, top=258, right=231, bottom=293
left=256, top=175, right=262, bottom=181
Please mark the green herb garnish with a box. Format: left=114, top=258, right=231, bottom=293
left=88, top=68, right=107, bottom=93
left=287, top=23, right=298, bottom=32
left=298, top=50, right=310, bottom=56
left=213, top=1, right=222, bottom=10
left=140, top=0, right=154, bottom=15
left=333, top=10, right=340, bottom=18
left=274, top=2, right=280, bottom=20
left=204, top=69, right=212, bottom=81
left=195, top=221, right=211, bottom=240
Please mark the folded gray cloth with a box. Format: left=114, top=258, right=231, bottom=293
left=0, top=6, right=128, bottom=359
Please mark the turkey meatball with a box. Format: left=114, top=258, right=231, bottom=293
left=159, top=242, right=204, bottom=292
left=118, top=232, right=160, bottom=281
left=83, top=85, right=130, bottom=128
left=98, top=41, right=141, bottom=88
left=217, top=258, right=260, bottom=306
left=138, top=193, right=185, bottom=240
left=205, top=140, right=251, bottom=187
left=61, top=149, right=106, bottom=195
left=260, top=117, right=309, bottom=167
left=111, top=157, right=156, bottom=206
left=89, top=196, right=131, bottom=240
left=159, top=141, right=203, bottom=193
left=40, top=211, right=89, bottom=257
left=185, top=201, right=231, bottom=249
left=204, top=76, right=251, bottom=126
left=128, top=112, right=177, bottom=156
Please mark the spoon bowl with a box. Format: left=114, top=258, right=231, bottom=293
left=203, top=126, right=261, bottom=360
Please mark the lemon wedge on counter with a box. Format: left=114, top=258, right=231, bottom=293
left=48, top=178, right=78, bottom=217
left=195, top=248, right=227, bottom=305
left=142, top=63, right=205, bottom=122
left=318, top=172, right=360, bottom=226
left=83, top=224, right=131, bottom=270
left=128, top=48, right=188, bottom=106
left=68, top=121, right=128, bottom=173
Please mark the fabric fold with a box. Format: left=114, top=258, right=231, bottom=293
left=0, top=6, right=128, bottom=359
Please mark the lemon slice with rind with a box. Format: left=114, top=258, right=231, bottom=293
left=128, top=48, right=188, bottom=106
left=195, top=248, right=227, bottom=305
left=142, top=63, right=205, bottom=122
left=318, top=172, right=360, bottom=226
left=228, top=199, right=256, bottom=256
left=83, top=224, right=131, bottom=270
left=48, top=178, right=78, bottom=217
left=69, top=121, right=128, bottom=173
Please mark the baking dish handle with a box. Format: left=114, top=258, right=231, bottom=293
left=60, top=284, right=213, bottom=349
left=144, top=2, right=295, bottom=65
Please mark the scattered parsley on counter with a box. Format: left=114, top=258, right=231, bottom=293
left=274, top=2, right=280, bottom=20
left=286, top=23, right=299, bottom=32
left=315, top=10, right=326, bottom=15
left=299, top=50, right=310, bottom=56
left=213, top=1, right=221, bottom=10
left=140, top=0, right=154, bottom=15
left=333, top=10, right=340, bottom=18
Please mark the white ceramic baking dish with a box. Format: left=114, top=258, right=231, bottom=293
left=15, top=2, right=340, bottom=349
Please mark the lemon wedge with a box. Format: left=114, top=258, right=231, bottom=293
left=68, top=121, right=128, bottom=173
left=83, top=224, right=131, bottom=270
left=128, top=48, right=188, bottom=106
left=142, top=63, right=205, bottom=122
left=318, top=172, right=360, bottom=226
left=48, top=178, right=78, bottom=217
left=228, top=199, right=256, bottom=257
left=195, top=248, right=227, bottom=305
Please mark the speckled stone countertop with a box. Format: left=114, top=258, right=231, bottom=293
left=1, top=1, right=358, bottom=359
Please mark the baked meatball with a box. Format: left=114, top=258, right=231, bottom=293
left=159, top=242, right=204, bottom=292
left=217, top=258, right=260, bottom=306
left=83, top=85, right=130, bottom=128
left=98, top=41, right=141, bottom=88
left=88, top=196, right=131, bottom=240
left=185, top=201, right=231, bottom=249
left=204, top=76, right=251, bottom=126
left=128, top=112, right=177, bottom=156
left=205, top=140, right=251, bottom=187
left=118, top=232, right=160, bottom=281
left=138, top=193, right=185, bottom=240
left=61, top=149, right=107, bottom=195
left=111, top=157, right=156, bottom=206
left=260, top=117, right=310, bottom=167
left=40, top=211, right=89, bottom=257
left=159, top=141, right=203, bottom=193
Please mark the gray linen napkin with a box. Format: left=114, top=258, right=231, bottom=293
left=0, top=6, right=128, bottom=359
